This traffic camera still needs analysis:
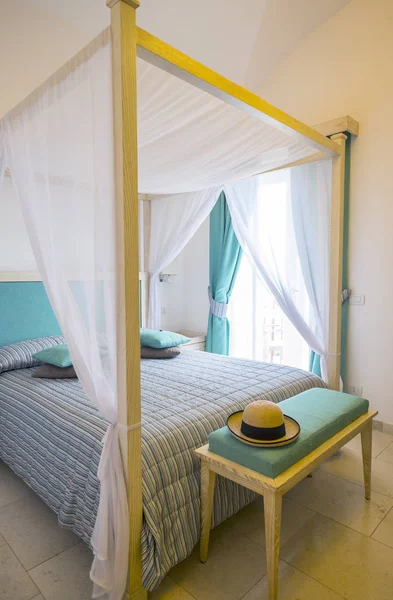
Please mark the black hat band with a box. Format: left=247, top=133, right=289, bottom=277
left=240, top=420, right=286, bottom=441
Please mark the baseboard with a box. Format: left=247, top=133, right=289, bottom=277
left=372, top=419, right=393, bottom=435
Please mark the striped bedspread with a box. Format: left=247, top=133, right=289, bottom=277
left=0, top=337, right=325, bottom=590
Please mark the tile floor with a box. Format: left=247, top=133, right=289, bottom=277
left=2, top=430, right=393, bottom=599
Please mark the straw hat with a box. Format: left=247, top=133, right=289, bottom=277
left=227, top=400, right=300, bottom=448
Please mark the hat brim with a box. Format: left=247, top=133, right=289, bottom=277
left=227, top=410, right=300, bottom=448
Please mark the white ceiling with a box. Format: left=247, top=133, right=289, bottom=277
left=20, top=0, right=352, bottom=91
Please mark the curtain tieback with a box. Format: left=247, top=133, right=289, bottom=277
left=208, top=287, right=228, bottom=318
left=342, top=288, right=351, bottom=304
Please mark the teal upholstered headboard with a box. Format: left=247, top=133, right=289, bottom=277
left=0, top=273, right=148, bottom=347
left=0, top=281, right=62, bottom=347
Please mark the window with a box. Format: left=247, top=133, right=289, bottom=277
left=228, top=176, right=310, bottom=371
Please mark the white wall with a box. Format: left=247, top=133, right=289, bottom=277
left=0, top=178, right=37, bottom=271
left=18, top=0, right=263, bottom=90
left=261, top=0, right=393, bottom=423
left=0, top=1, right=87, bottom=118
left=19, top=0, right=351, bottom=93
left=0, top=0, right=89, bottom=270
left=160, top=218, right=209, bottom=335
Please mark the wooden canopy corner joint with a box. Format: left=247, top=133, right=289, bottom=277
left=314, top=116, right=359, bottom=138
left=107, top=0, right=140, bottom=8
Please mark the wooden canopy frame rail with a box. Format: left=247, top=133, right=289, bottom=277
left=106, top=1, right=351, bottom=597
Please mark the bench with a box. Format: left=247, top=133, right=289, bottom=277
left=195, top=389, right=378, bottom=600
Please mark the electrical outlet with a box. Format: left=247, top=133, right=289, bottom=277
left=349, top=294, right=365, bottom=306
left=347, top=384, right=363, bottom=396
left=161, top=307, right=166, bottom=315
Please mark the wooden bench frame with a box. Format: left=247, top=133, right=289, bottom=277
left=195, top=409, right=378, bottom=600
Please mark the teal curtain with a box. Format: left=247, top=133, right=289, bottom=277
left=309, top=349, right=322, bottom=377
left=310, top=133, right=352, bottom=383
left=206, top=192, right=242, bottom=354
left=339, top=133, right=351, bottom=386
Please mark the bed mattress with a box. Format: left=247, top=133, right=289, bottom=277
left=0, top=337, right=325, bottom=589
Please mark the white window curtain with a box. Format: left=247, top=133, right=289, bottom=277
left=148, top=187, right=221, bottom=329
left=228, top=240, right=310, bottom=369
left=290, top=159, right=332, bottom=360
left=1, top=30, right=127, bottom=600
left=224, top=159, right=332, bottom=381
left=0, top=132, right=6, bottom=193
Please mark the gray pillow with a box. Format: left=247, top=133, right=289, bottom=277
left=141, top=346, right=180, bottom=359
left=32, top=364, right=77, bottom=379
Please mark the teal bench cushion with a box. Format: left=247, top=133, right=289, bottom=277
left=208, top=389, right=369, bottom=479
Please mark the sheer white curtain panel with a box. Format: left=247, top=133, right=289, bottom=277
left=224, top=159, right=332, bottom=381
left=290, top=159, right=332, bottom=371
left=0, top=29, right=128, bottom=600
left=148, top=187, right=222, bottom=329
left=0, top=141, right=5, bottom=195
left=137, top=59, right=316, bottom=195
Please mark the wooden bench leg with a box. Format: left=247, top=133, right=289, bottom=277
left=200, top=462, right=216, bottom=563
left=361, top=420, right=372, bottom=500
left=264, top=491, right=282, bottom=600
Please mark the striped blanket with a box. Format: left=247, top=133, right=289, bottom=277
left=0, top=337, right=325, bottom=590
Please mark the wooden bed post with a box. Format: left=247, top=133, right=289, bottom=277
left=327, top=133, right=347, bottom=391
left=107, top=0, right=147, bottom=599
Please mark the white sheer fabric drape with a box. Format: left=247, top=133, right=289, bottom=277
left=0, top=141, right=5, bottom=195
left=137, top=60, right=315, bottom=195
left=290, top=160, right=332, bottom=373
left=225, top=159, right=332, bottom=381
left=1, top=30, right=128, bottom=600
left=148, top=187, right=221, bottom=329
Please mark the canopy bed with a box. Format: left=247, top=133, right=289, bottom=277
left=0, top=0, right=357, bottom=598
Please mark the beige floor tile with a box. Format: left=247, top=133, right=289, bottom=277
left=375, top=441, right=393, bottom=465
left=227, top=497, right=315, bottom=548
left=149, top=576, right=196, bottom=599
left=0, top=460, right=34, bottom=509
left=285, top=469, right=326, bottom=505
left=170, top=523, right=266, bottom=600
left=0, top=532, right=5, bottom=547
left=372, top=506, right=393, bottom=548
left=29, top=542, right=92, bottom=600
left=320, top=446, right=393, bottom=498
left=345, top=430, right=393, bottom=458
left=31, top=596, right=45, bottom=600
left=242, top=561, right=344, bottom=599
left=0, top=543, right=39, bottom=600
left=0, top=494, right=79, bottom=569
left=287, top=468, right=393, bottom=535
left=319, top=447, right=364, bottom=485
left=281, top=513, right=393, bottom=599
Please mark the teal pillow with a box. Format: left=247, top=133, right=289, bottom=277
left=140, top=329, right=191, bottom=349
left=33, top=344, right=72, bottom=368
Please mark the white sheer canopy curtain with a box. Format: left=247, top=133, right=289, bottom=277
left=224, top=159, right=332, bottom=381
left=0, top=29, right=128, bottom=600
left=0, top=136, right=5, bottom=191
left=148, top=187, right=221, bottom=329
